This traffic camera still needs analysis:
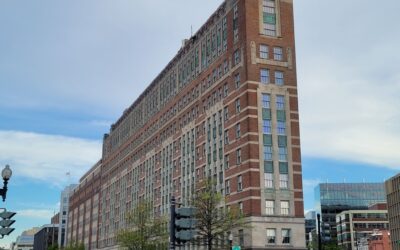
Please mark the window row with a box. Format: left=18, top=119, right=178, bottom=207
left=266, top=228, right=292, bottom=245
left=260, top=69, right=284, bottom=85
left=265, top=200, right=290, bottom=216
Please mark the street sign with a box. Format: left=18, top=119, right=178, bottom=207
left=232, top=246, right=241, bottom=250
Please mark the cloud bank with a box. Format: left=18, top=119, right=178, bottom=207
left=295, top=0, right=400, bottom=169
left=0, top=130, right=102, bottom=185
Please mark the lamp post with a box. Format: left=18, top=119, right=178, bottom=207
left=0, top=165, right=12, bottom=202
left=228, top=232, right=233, bottom=249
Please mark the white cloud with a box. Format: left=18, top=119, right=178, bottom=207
left=295, top=0, right=400, bottom=169
left=0, top=130, right=102, bottom=185
left=17, top=209, right=55, bottom=220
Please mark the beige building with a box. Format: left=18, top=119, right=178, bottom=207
left=385, top=174, right=400, bottom=250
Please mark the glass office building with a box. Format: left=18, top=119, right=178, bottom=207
left=314, top=183, right=386, bottom=240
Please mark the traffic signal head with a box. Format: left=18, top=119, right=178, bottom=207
left=0, top=219, right=15, bottom=227
left=0, top=227, right=14, bottom=236
left=175, top=207, right=197, bottom=243
left=0, top=211, right=16, bottom=220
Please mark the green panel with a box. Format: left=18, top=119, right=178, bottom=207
left=263, top=13, right=276, bottom=24
left=278, top=135, right=287, bottom=147
left=263, top=134, right=272, bottom=146
left=279, top=162, right=288, bottom=174
left=264, top=161, right=273, bottom=173
left=277, top=110, right=286, bottom=121
left=262, top=108, right=271, bottom=120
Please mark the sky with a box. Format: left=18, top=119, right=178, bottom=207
left=0, top=0, right=399, bottom=247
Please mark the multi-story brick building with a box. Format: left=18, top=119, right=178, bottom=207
left=385, top=173, right=400, bottom=250
left=68, top=0, right=305, bottom=249
left=67, top=161, right=101, bottom=250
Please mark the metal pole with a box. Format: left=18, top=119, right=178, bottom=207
left=170, top=196, right=176, bottom=250
left=317, top=213, right=322, bottom=250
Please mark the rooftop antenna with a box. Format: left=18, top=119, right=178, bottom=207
left=66, top=171, right=71, bottom=185
left=191, top=25, right=193, bottom=37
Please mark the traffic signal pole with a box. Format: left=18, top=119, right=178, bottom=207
left=170, top=196, right=176, bottom=250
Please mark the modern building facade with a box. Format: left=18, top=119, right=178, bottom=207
left=69, top=0, right=305, bottom=249
left=315, top=183, right=386, bottom=240
left=67, top=161, right=101, bottom=250
left=385, top=173, right=400, bottom=250
left=58, top=184, right=77, bottom=248
left=33, top=225, right=58, bottom=250
left=11, top=228, right=39, bottom=250
left=305, top=210, right=316, bottom=247
left=336, top=210, right=389, bottom=250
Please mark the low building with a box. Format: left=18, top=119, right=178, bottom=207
left=315, top=183, right=387, bottom=240
left=12, top=228, right=39, bottom=250
left=385, top=174, right=400, bottom=250
left=33, top=225, right=58, bottom=250
left=368, top=230, right=391, bottom=250
left=305, top=211, right=316, bottom=247
left=336, top=210, right=389, bottom=250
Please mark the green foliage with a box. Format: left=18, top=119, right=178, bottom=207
left=116, top=201, right=168, bottom=250
left=64, top=242, right=84, bottom=250
left=47, top=244, right=59, bottom=250
left=193, top=179, right=248, bottom=250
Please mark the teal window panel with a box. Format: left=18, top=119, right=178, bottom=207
left=263, top=134, right=273, bottom=146
left=278, top=135, right=287, bottom=147
left=279, top=162, right=288, bottom=174
left=264, top=161, right=274, bottom=173
left=263, top=13, right=276, bottom=24
left=277, top=110, right=286, bottom=121
left=262, top=108, right=271, bottom=120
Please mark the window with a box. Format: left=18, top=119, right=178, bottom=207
left=282, top=229, right=291, bottom=244
left=262, top=0, right=277, bottom=36
left=235, top=99, right=241, bottom=113
left=224, top=130, right=229, bottom=145
left=273, top=47, right=283, bottom=61
left=276, top=95, right=285, bottom=110
left=234, top=49, right=241, bottom=65
left=262, top=93, right=270, bottom=108
left=236, top=123, right=241, bottom=138
left=264, top=173, right=273, bottom=189
left=239, top=229, right=244, bottom=246
left=238, top=202, right=243, bottom=214
left=275, top=71, right=284, bottom=85
left=264, top=161, right=273, bottom=188
left=278, top=147, right=287, bottom=161
left=224, top=106, right=229, bottom=121
left=224, top=154, right=229, bottom=169
left=279, top=174, right=288, bottom=189
left=265, top=200, right=274, bottom=215
left=281, top=201, right=289, bottom=215
left=237, top=175, right=243, bottom=191
left=277, top=121, right=286, bottom=135
left=263, top=146, right=273, bottom=160
left=266, top=229, right=276, bottom=244
left=260, top=69, right=270, bottom=84
left=223, top=83, right=229, bottom=97
left=235, top=73, right=241, bottom=88
left=236, top=148, right=241, bottom=164
left=260, top=44, right=269, bottom=59
left=263, top=120, right=272, bottom=134
left=225, top=180, right=230, bottom=194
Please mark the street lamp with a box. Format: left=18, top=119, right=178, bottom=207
left=0, top=165, right=12, bottom=202
left=228, top=232, right=233, bottom=249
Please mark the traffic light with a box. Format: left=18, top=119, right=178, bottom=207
left=175, top=207, right=197, bottom=242
left=0, top=210, right=16, bottom=237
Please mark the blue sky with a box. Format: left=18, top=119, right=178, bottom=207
left=1, top=0, right=399, bottom=247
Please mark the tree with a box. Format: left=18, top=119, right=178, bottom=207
left=193, top=179, right=248, bottom=250
left=116, top=201, right=168, bottom=250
